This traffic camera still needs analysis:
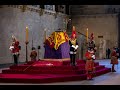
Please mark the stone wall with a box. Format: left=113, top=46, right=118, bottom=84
left=70, top=5, right=106, bottom=15
left=0, top=5, right=67, bottom=64
left=70, top=5, right=120, bottom=15
left=71, top=14, right=118, bottom=59
left=69, top=5, right=120, bottom=59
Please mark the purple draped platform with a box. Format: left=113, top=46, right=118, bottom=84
left=44, top=42, right=70, bottom=59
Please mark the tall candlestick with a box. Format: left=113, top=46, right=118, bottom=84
left=86, top=28, right=88, bottom=42
left=25, top=26, right=29, bottom=63
left=26, top=26, right=29, bottom=42
left=44, top=29, right=47, bottom=41
left=63, top=18, right=66, bottom=30
left=65, top=18, right=68, bottom=30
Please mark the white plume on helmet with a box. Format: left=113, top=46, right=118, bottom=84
left=12, top=35, right=17, bottom=41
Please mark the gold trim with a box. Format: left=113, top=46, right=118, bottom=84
left=41, top=58, right=70, bottom=61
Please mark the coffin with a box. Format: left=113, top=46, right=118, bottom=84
left=44, top=31, right=70, bottom=59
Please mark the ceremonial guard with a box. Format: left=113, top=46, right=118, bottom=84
left=85, top=33, right=96, bottom=80
left=9, top=35, right=21, bottom=65
left=30, top=47, right=37, bottom=61
left=85, top=48, right=95, bottom=80
left=69, top=26, right=79, bottom=66
left=111, top=47, right=119, bottom=72
left=87, top=33, right=96, bottom=60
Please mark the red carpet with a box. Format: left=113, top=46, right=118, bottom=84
left=0, top=59, right=111, bottom=83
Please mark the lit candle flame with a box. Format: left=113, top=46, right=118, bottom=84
left=86, top=28, right=88, bottom=42
left=26, top=26, right=29, bottom=42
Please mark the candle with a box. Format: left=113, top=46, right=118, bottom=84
left=86, top=28, right=88, bottom=42
left=65, top=18, right=68, bottom=29
left=63, top=18, right=66, bottom=30
left=44, top=29, right=47, bottom=40
left=26, top=26, right=29, bottom=42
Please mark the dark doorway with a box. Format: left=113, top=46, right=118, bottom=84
left=118, top=13, right=120, bottom=48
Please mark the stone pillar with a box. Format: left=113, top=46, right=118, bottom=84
left=118, top=14, right=120, bottom=48
left=99, top=38, right=103, bottom=59
left=99, top=39, right=107, bottom=59
left=102, top=39, right=106, bottom=59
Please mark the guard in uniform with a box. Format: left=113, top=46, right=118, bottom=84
left=69, top=26, right=79, bottom=66
left=85, top=48, right=95, bottom=80
left=111, top=47, right=119, bottom=72
left=9, top=35, right=21, bottom=65
left=30, top=47, right=37, bottom=61
left=85, top=32, right=96, bottom=80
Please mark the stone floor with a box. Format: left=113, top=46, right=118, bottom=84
left=0, top=59, right=120, bottom=85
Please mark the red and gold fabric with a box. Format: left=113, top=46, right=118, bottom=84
left=85, top=60, right=94, bottom=72
left=10, top=41, right=20, bottom=55
left=54, top=31, right=69, bottom=50
left=44, top=31, right=69, bottom=50
left=85, top=51, right=94, bottom=72
left=45, top=33, right=55, bottom=48
left=85, top=52, right=92, bottom=60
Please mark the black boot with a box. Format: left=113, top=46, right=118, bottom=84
left=112, top=64, right=116, bottom=72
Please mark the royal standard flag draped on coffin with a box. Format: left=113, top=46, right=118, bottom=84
left=45, top=31, right=69, bottom=50
left=54, top=31, right=69, bottom=50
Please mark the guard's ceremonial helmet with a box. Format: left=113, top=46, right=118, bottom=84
left=90, top=33, right=94, bottom=41
left=12, top=35, right=17, bottom=41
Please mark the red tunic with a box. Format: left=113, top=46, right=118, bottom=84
left=11, top=41, right=20, bottom=54
left=85, top=52, right=92, bottom=60
left=111, top=50, right=118, bottom=64
left=30, top=50, right=37, bottom=61
left=85, top=51, right=94, bottom=72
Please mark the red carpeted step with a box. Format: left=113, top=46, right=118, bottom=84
left=2, top=65, right=106, bottom=75
left=26, top=70, right=85, bottom=74
left=94, top=62, right=99, bottom=66
left=0, top=74, right=87, bottom=83
left=2, top=69, right=86, bottom=74
left=95, top=68, right=111, bottom=76
left=0, top=68, right=111, bottom=84
left=62, top=60, right=85, bottom=65
left=27, top=65, right=81, bottom=70
left=7, top=64, right=101, bottom=73
left=18, top=60, right=99, bottom=66
left=9, top=65, right=80, bottom=71
left=2, top=69, right=23, bottom=74
left=0, top=59, right=111, bottom=83
left=94, top=65, right=105, bottom=71
left=9, top=62, right=99, bottom=71
left=10, top=65, right=29, bottom=70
